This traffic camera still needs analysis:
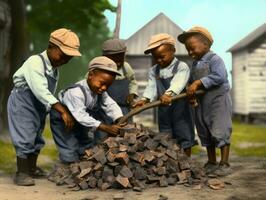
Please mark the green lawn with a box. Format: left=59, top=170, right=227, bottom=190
left=1, top=120, right=266, bottom=174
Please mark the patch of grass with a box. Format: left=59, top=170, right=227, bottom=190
left=231, top=120, right=266, bottom=157
left=0, top=124, right=58, bottom=174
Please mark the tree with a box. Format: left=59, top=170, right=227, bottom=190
left=0, top=0, right=28, bottom=132
left=0, top=0, right=116, bottom=132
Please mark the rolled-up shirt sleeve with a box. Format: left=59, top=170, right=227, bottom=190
left=142, top=68, right=157, bottom=101
left=200, top=56, right=227, bottom=89
left=62, top=88, right=101, bottom=131
left=101, top=92, right=123, bottom=122
left=23, top=56, right=58, bottom=109
left=124, top=62, right=138, bottom=96
left=166, top=62, right=190, bottom=95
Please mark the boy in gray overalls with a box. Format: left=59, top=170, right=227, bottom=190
left=7, top=28, right=81, bottom=186
left=134, top=33, right=195, bottom=157
left=102, top=39, right=138, bottom=116
left=50, top=56, right=124, bottom=164
left=178, top=26, right=232, bottom=176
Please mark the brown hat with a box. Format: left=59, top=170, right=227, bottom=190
left=177, top=26, right=213, bottom=45
left=144, top=33, right=175, bottom=54
left=49, top=28, right=81, bottom=57
left=102, top=39, right=127, bottom=55
left=88, top=56, right=121, bottom=76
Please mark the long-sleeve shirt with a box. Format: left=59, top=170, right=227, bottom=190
left=193, top=51, right=230, bottom=90
left=58, top=79, right=123, bottom=131
left=13, top=51, right=59, bottom=110
left=116, top=61, right=138, bottom=96
left=142, top=57, right=190, bottom=101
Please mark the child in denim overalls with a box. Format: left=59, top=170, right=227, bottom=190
left=178, top=26, right=232, bottom=176
left=7, top=28, right=81, bottom=186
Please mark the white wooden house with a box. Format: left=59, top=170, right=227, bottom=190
left=228, top=23, right=266, bottom=122
left=124, top=13, right=191, bottom=124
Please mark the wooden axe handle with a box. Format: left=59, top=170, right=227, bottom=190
left=118, top=90, right=205, bottom=124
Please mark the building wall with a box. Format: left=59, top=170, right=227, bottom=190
left=246, top=37, right=266, bottom=114
left=232, top=49, right=249, bottom=114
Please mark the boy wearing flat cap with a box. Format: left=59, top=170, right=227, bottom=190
left=178, top=26, right=232, bottom=176
left=7, top=28, right=81, bottom=186
left=102, top=39, right=138, bottom=117
left=50, top=56, right=123, bottom=164
left=134, top=33, right=195, bottom=157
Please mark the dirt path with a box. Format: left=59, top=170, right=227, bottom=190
left=1, top=156, right=266, bottom=200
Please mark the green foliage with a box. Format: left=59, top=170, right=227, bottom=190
left=25, top=0, right=116, bottom=91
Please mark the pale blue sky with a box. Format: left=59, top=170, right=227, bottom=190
left=104, top=0, right=266, bottom=83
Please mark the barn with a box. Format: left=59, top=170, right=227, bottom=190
left=124, top=12, right=191, bottom=124
left=228, top=23, right=266, bottom=122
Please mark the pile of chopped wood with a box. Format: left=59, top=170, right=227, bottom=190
left=48, top=124, right=203, bottom=191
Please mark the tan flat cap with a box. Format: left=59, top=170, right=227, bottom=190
left=49, top=28, right=81, bottom=57
left=88, top=56, right=121, bottom=76
left=144, top=33, right=175, bottom=54
left=177, top=26, right=213, bottom=45
left=102, top=39, right=127, bottom=55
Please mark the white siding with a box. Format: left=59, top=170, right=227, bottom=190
left=246, top=38, right=266, bottom=113
left=232, top=50, right=249, bottom=114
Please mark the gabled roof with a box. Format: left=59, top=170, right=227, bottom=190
left=228, top=23, right=266, bottom=52
left=125, top=12, right=188, bottom=55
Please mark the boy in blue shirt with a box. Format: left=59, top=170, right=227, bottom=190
left=178, top=26, right=232, bottom=176
left=7, top=28, right=81, bottom=186
left=134, top=33, right=195, bottom=157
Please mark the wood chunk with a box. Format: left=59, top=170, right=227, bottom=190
left=100, top=182, right=111, bottom=191
left=115, top=152, right=129, bottom=165
left=124, top=132, right=137, bottom=145
left=159, top=176, right=168, bottom=187
left=114, top=165, right=123, bottom=177
left=144, top=150, right=156, bottom=162
left=85, top=149, right=94, bottom=158
left=115, top=175, right=130, bottom=188
left=177, top=170, right=190, bottom=183
left=94, top=149, right=107, bottom=165
left=166, top=158, right=179, bottom=174
left=134, top=166, right=147, bottom=180
left=103, top=137, right=119, bottom=149
left=78, top=167, right=92, bottom=179
left=93, top=163, right=103, bottom=171
left=78, top=180, right=88, bottom=190
left=167, top=176, right=177, bottom=185
left=156, top=158, right=164, bottom=167
left=144, top=138, right=158, bottom=150
left=119, top=165, right=133, bottom=178
left=208, top=179, right=225, bottom=190
left=70, top=163, right=80, bottom=176
left=156, top=166, right=166, bottom=175
left=146, top=175, right=160, bottom=182
left=87, top=177, right=97, bottom=188
left=119, top=144, right=128, bottom=152
left=178, top=160, right=190, bottom=170
left=130, top=152, right=144, bottom=165
left=106, top=151, right=116, bottom=162
left=79, top=161, right=94, bottom=170
left=94, top=171, right=102, bottom=179
left=166, top=149, right=177, bottom=160
left=102, top=166, right=114, bottom=182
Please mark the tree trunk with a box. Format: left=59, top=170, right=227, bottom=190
left=113, top=0, right=122, bottom=38
left=0, top=0, right=28, bottom=132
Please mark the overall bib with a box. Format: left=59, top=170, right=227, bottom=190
left=155, top=61, right=195, bottom=149
left=50, top=84, right=104, bottom=163
left=7, top=54, right=57, bottom=159
left=191, top=53, right=232, bottom=147
left=107, top=66, right=130, bottom=115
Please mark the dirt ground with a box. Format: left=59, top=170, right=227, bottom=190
left=1, top=156, right=266, bottom=200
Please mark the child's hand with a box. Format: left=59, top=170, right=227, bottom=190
left=126, top=93, right=137, bottom=107
left=61, top=111, right=75, bottom=132
left=132, top=99, right=148, bottom=108
left=187, top=80, right=202, bottom=99
left=160, top=94, right=172, bottom=105
left=98, top=123, right=121, bottom=136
